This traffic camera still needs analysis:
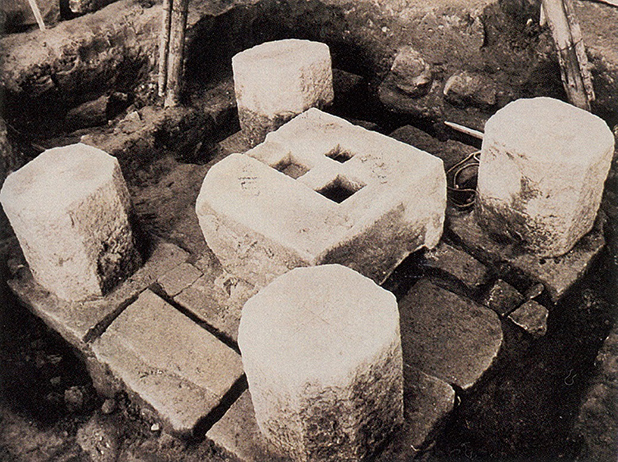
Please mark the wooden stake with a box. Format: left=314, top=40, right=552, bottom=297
left=444, top=121, right=485, bottom=140
left=541, top=0, right=593, bottom=110
left=563, top=0, right=595, bottom=102
left=585, top=0, right=618, bottom=6
left=158, top=0, right=172, bottom=97
left=164, top=0, right=190, bottom=108
left=27, top=0, right=46, bottom=30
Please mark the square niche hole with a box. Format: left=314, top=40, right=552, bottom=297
left=275, top=159, right=309, bottom=179
left=326, top=146, right=353, bottom=163
left=317, top=176, right=364, bottom=204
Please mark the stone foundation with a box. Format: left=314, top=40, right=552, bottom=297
left=196, top=109, right=446, bottom=289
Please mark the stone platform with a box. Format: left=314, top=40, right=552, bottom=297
left=5, top=124, right=610, bottom=458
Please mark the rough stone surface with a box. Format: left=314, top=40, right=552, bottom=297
left=92, top=289, right=243, bottom=436
left=575, top=327, right=618, bottom=462
left=476, top=97, right=615, bottom=256
left=232, top=39, right=334, bottom=145
left=482, top=279, right=525, bottom=317
left=206, top=391, right=288, bottom=462
left=443, top=70, right=498, bottom=109
left=422, top=241, right=490, bottom=292
left=389, top=124, right=478, bottom=171
left=238, top=265, right=403, bottom=461
left=399, top=278, right=503, bottom=390
left=381, top=47, right=433, bottom=98
left=173, top=268, right=256, bottom=343
left=197, top=109, right=446, bottom=290
left=7, top=241, right=189, bottom=350
left=0, top=143, right=141, bottom=301
left=157, top=262, right=202, bottom=297
left=508, top=300, right=549, bottom=338
left=448, top=210, right=606, bottom=302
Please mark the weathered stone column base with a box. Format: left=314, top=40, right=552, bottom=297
left=238, top=265, right=403, bottom=461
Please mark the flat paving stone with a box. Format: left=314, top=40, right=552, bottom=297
left=422, top=241, right=490, bottom=292
left=399, top=278, right=503, bottom=390
left=448, top=210, right=605, bottom=302
left=174, top=270, right=256, bottom=343
left=508, top=300, right=549, bottom=338
left=378, top=366, right=455, bottom=460
left=92, top=289, right=243, bottom=436
left=8, top=241, right=190, bottom=351
left=157, top=262, right=202, bottom=297
left=482, top=279, right=525, bottom=317
left=206, top=391, right=288, bottom=462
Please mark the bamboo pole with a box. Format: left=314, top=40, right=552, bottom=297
left=164, top=0, right=190, bottom=108
left=158, top=0, right=172, bottom=97
left=541, top=0, right=593, bottom=110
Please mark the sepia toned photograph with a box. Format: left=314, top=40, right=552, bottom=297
left=0, top=0, right=616, bottom=460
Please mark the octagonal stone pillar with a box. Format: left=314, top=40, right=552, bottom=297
left=238, top=264, right=403, bottom=461
left=0, top=143, right=141, bottom=300
left=232, top=39, right=334, bottom=146
left=475, top=97, right=614, bottom=256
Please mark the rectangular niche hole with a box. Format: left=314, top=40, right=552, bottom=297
left=326, top=146, right=353, bottom=163
left=316, top=176, right=364, bottom=204
left=275, top=158, right=309, bottom=179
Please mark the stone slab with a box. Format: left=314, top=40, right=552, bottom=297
left=481, top=279, right=525, bottom=317
left=174, top=270, right=256, bottom=343
left=197, top=109, right=446, bottom=289
left=378, top=366, right=455, bottom=460
left=422, top=241, right=490, bottom=292
left=157, top=262, right=202, bottom=297
left=448, top=209, right=606, bottom=302
left=206, top=391, right=289, bottom=462
left=92, top=289, right=243, bottom=436
left=399, top=278, right=503, bottom=390
left=508, top=300, right=549, bottom=338
left=8, top=241, right=189, bottom=351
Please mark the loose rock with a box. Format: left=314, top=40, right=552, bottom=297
left=386, top=47, right=433, bottom=98
left=443, top=70, right=498, bottom=109
left=482, top=279, right=525, bottom=317
left=508, top=300, right=549, bottom=338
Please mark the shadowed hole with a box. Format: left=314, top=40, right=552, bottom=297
left=326, top=147, right=354, bottom=163
left=316, top=176, right=364, bottom=203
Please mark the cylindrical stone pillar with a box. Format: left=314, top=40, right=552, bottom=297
left=232, top=39, right=334, bottom=146
left=238, top=264, right=403, bottom=461
left=475, top=97, right=614, bottom=256
left=0, top=143, right=141, bottom=300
